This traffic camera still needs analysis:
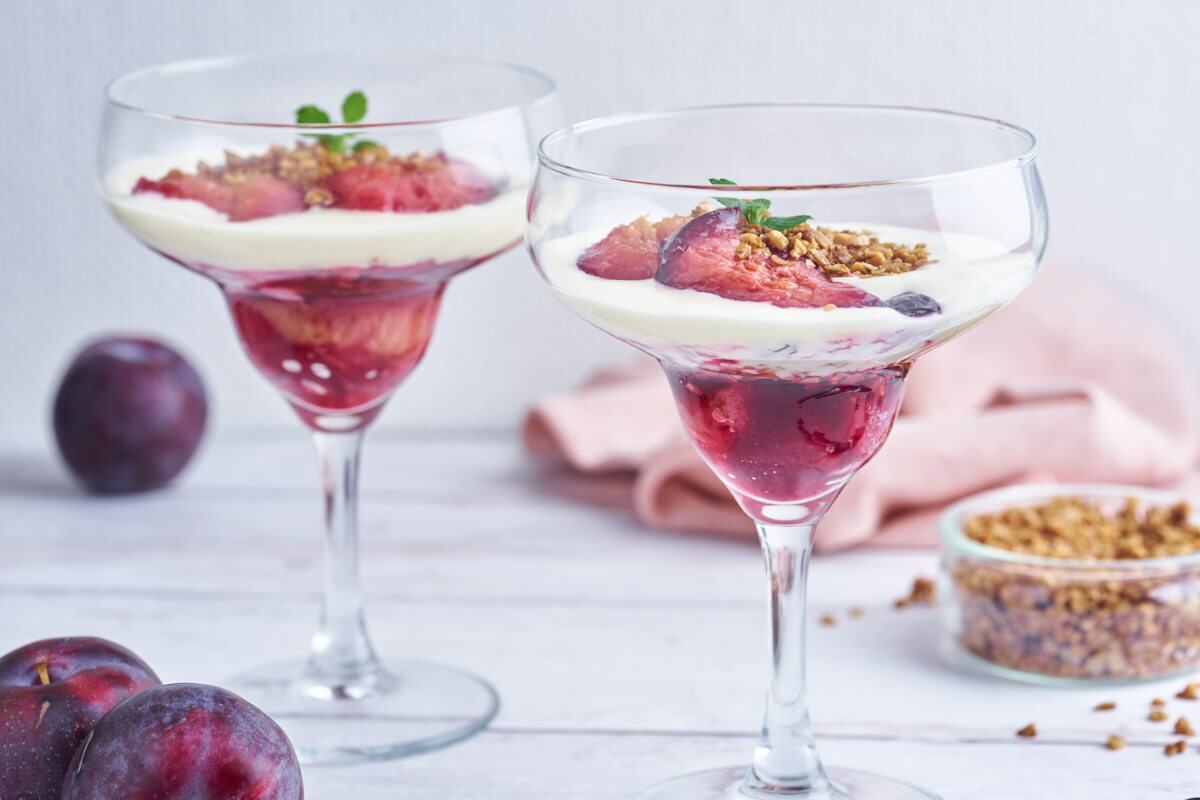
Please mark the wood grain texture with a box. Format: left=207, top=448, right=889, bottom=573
left=2, top=433, right=1197, bottom=798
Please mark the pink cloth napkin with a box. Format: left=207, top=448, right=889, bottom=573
left=523, top=266, right=1200, bottom=551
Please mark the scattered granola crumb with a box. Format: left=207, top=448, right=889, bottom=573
left=1152, top=698, right=1168, bottom=707
left=1175, top=717, right=1194, bottom=736
left=848, top=607, right=865, bottom=619
left=1150, top=710, right=1169, bottom=722
left=1105, top=734, right=1125, bottom=751
left=1177, top=683, right=1200, bottom=700
left=1093, top=701, right=1117, bottom=712
left=819, top=614, right=836, bottom=627
left=1016, top=723, right=1037, bottom=738
left=1165, top=740, right=1187, bottom=757
left=894, top=577, right=937, bottom=609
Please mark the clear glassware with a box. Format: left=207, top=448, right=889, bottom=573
left=98, top=53, right=557, bottom=764
left=940, top=482, right=1200, bottom=685
left=527, top=105, right=1047, bottom=799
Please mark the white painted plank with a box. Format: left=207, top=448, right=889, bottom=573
left=305, top=731, right=1198, bottom=800
left=2, top=587, right=1196, bottom=749
left=5, top=433, right=1200, bottom=798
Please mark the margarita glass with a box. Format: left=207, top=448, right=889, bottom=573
left=527, top=105, right=1046, bottom=799
left=98, top=53, right=557, bottom=764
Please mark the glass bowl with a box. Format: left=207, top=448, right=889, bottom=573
left=939, top=482, right=1200, bottom=686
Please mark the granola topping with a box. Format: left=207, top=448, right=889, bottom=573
left=184, top=142, right=453, bottom=208
left=735, top=219, right=932, bottom=279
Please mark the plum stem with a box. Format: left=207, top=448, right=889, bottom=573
left=744, top=523, right=834, bottom=797
left=35, top=657, right=50, bottom=686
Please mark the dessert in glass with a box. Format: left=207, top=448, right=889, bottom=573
left=98, top=53, right=557, bottom=764
left=527, top=105, right=1046, bottom=799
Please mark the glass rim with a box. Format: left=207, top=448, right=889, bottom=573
left=938, top=482, right=1200, bottom=571
left=104, top=51, right=558, bottom=129
left=537, top=102, right=1039, bottom=191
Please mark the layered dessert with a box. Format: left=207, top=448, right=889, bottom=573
left=105, top=141, right=524, bottom=429
left=537, top=198, right=1036, bottom=521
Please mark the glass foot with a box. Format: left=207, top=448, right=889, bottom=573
left=227, top=658, right=499, bottom=765
left=637, top=766, right=942, bottom=800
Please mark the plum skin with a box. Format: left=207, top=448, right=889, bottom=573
left=52, top=337, right=207, bottom=494
left=61, top=683, right=303, bottom=800
left=0, top=637, right=161, bottom=800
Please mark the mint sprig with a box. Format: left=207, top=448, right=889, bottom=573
left=708, top=178, right=812, bottom=232
left=297, top=91, right=379, bottom=154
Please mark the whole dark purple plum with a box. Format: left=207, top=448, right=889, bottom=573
left=53, top=337, right=207, bottom=493
left=0, top=637, right=161, bottom=800
left=61, top=683, right=303, bottom=800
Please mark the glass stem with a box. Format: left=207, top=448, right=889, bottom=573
left=305, top=430, right=383, bottom=694
left=744, top=522, right=832, bottom=796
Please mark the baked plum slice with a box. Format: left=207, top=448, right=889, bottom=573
left=656, top=207, right=884, bottom=309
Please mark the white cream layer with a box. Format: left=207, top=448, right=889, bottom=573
left=104, top=152, right=525, bottom=272
left=537, top=222, right=1036, bottom=371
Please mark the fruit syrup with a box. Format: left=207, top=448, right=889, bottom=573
left=199, top=258, right=484, bottom=431
left=663, top=360, right=909, bottom=524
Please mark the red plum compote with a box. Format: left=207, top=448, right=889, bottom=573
left=665, top=362, right=907, bottom=522
left=212, top=258, right=483, bottom=431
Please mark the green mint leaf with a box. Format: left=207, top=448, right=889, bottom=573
left=743, top=198, right=771, bottom=226
left=342, top=91, right=367, bottom=123
left=301, top=132, right=347, bottom=152
left=321, top=134, right=347, bottom=154
left=353, top=139, right=382, bottom=153
left=708, top=179, right=811, bottom=230
left=296, top=105, right=331, bottom=124
left=763, top=214, right=813, bottom=231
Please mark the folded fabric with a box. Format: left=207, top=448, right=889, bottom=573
left=522, top=266, right=1200, bottom=552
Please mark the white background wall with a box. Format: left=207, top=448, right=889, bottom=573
left=3, top=0, right=1198, bottom=449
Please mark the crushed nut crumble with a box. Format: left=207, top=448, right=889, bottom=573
left=192, top=142, right=450, bottom=207
left=962, top=496, right=1200, bottom=560
left=735, top=220, right=931, bottom=279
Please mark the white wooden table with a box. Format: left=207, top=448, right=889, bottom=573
left=2, top=431, right=1197, bottom=799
